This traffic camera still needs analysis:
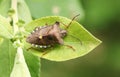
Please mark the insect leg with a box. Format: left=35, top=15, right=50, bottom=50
left=26, top=46, right=33, bottom=51
left=41, top=47, right=54, bottom=56
left=63, top=44, right=76, bottom=51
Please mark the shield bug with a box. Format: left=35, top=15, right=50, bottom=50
left=26, top=14, right=80, bottom=50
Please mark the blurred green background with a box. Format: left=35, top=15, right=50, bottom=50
left=24, top=0, right=120, bottom=77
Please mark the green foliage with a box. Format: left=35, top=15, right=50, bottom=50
left=24, top=16, right=101, bottom=61
left=0, top=0, right=40, bottom=77
left=10, top=47, right=40, bottom=77
left=0, top=15, right=40, bottom=77
left=18, top=0, right=32, bottom=24
left=0, top=0, right=102, bottom=77
left=0, top=15, right=13, bottom=39
left=10, top=47, right=31, bottom=77
left=0, top=39, right=16, bottom=77
left=0, top=37, right=3, bottom=44
left=82, top=0, right=120, bottom=30
left=25, top=0, right=84, bottom=20
left=0, top=0, right=11, bottom=17
left=24, top=51, right=41, bottom=77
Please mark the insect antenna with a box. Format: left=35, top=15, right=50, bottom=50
left=66, top=14, right=80, bottom=29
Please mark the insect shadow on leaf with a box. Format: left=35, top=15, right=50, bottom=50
left=26, top=14, right=82, bottom=55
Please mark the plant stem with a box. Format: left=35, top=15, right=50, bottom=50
left=11, top=0, right=19, bottom=35
left=10, top=0, right=31, bottom=77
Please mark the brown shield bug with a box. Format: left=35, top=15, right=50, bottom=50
left=26, top=14, right=80, bottom=50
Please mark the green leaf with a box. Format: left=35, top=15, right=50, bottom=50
left=23, top=50, right=41, bottom=77
left=9, top=46, right=40, bottom=77
left=24, top=16, right=102, bottom=61
left=0, top=37, right=3, bottom=44
left=0, top=15, right=13, bottom=39
left=0, top=39, right=40, bottom=77
left=10, top=47, right=31, bottom=77
left=0, top=0, right=11, bottom=17
left=17, top=0, right=32, bottom=24
left=16, top=0, right=40, bottom=77
left=0, top=39, right=16, bottom=77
